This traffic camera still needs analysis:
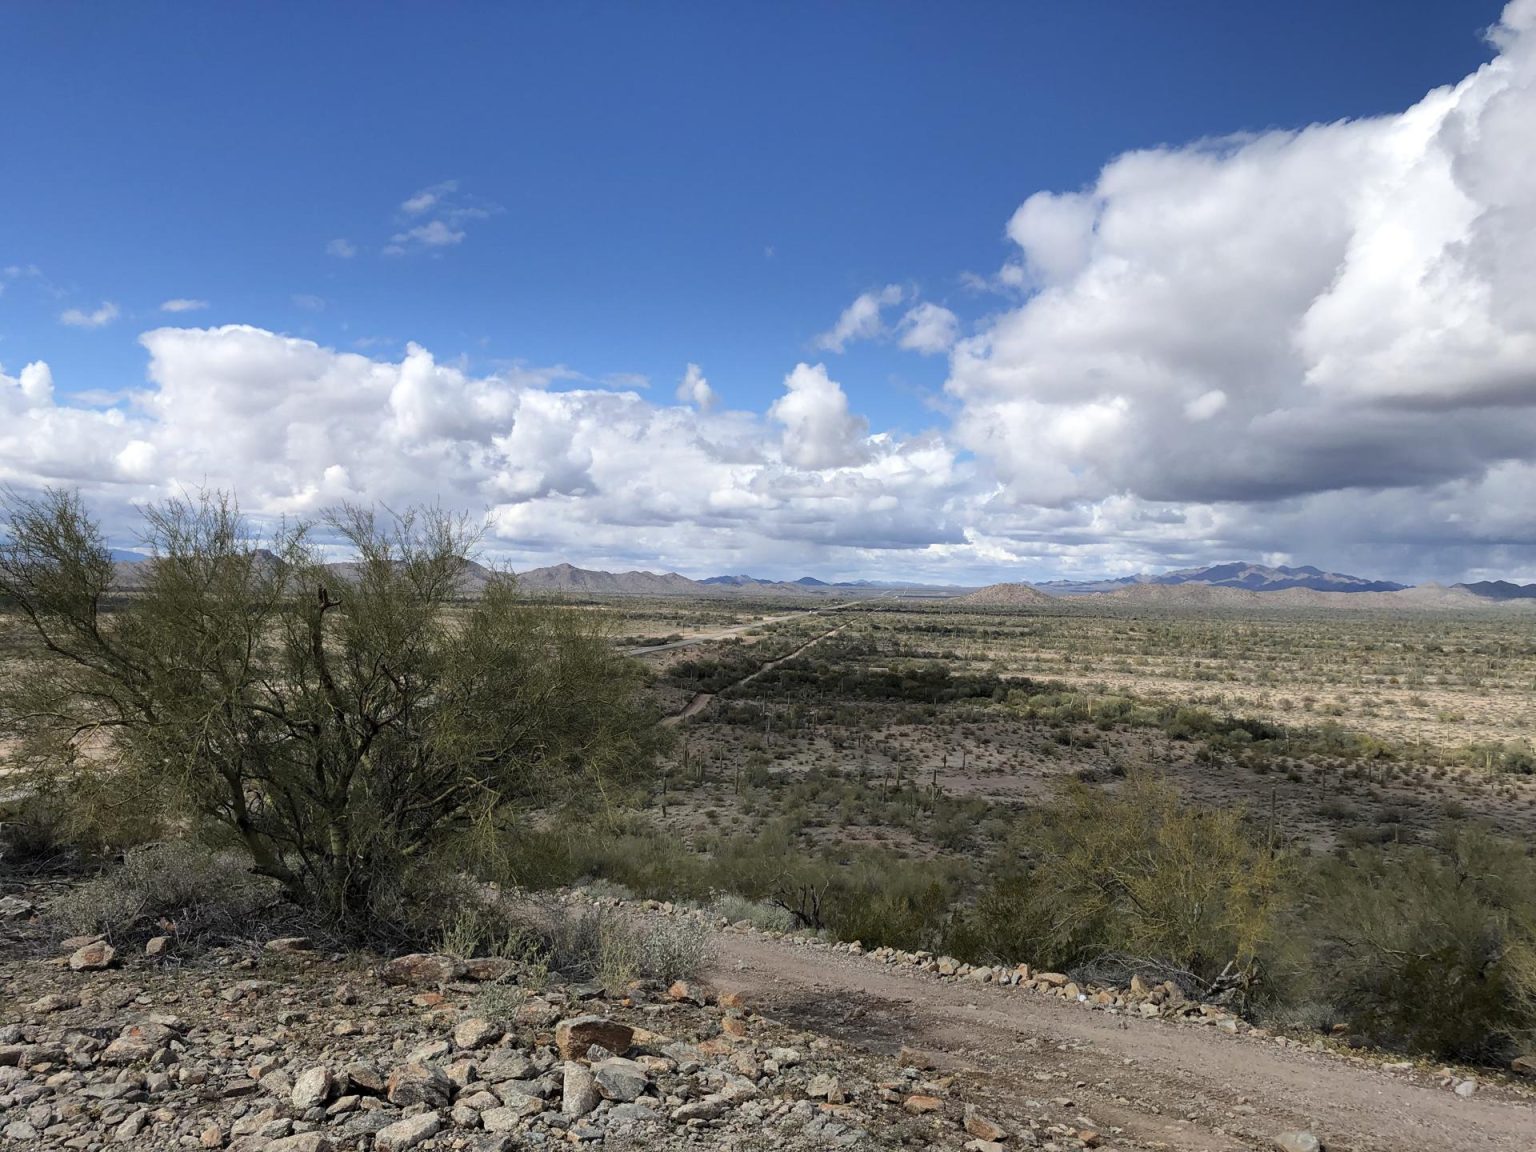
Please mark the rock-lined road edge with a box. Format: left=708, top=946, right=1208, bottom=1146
left=591, top=899, right=1536, bottom=1152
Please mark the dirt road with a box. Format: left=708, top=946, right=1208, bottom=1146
left=706, top=929, right=1536, bottom=1152
left=659, top=622, right=849, bottom=726
left=624, top=600, right=859, bottom=658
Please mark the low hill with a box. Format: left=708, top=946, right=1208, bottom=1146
left=514, top=562, right=699, bottom=596
left=699, top=574, right=777, bottom=587
left=958, top=582, right=1057, bottom=607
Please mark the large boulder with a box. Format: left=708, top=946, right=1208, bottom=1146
left=374, top=1112, right=440, bottom=1152
left=291, top=1065, right=333, bottom=1110
left=592, top=1057, right=649, bottom=1102
left=452, top=1017, right=502, bottom=1051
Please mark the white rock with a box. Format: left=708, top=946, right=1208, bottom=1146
left=374, top=1111, right=441, bottom=1152
left=291, top=1065, right=332, bottom=1110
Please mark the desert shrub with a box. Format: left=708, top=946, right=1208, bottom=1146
left=946, top=875, right=1062, bottom=968
left=0, top=489, right=666, bottom=927
left=953, top=773, right=1288, bottom=994
left=826, top=868, right=956, bottom=953
left=52, top=840, right=277, bottom=944
left=536, top=902, right=713, bottom=990
left=0, top=795, right=79, bottom=874
left=1305, top=827, right=1536, bottom=1062
left=707, top=892, right=796, bottom=932
left=1, top=762, right=177, bottom=875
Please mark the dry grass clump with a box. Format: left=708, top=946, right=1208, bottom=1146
left=536, top=901, right=714, bottom=991
left=52, top=840, right=278, bottom=945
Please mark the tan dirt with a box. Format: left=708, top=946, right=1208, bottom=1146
left=707, top=930, right=1536, bottom=1152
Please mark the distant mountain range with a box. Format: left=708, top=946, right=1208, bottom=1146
left=514, top=562, right=698, bottom=596
left=1454, top=580, right=1536, bottom=600
left=1038, top=562, right=1408, bottom=595
left=700, top=573, right=936, bottom=591
left=98, top=552, right=1536, bottom=605
left=103, top=554, right=942, bottom=598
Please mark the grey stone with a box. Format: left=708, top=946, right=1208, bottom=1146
left=291, top=1065, right=332, bottom=1110
left=374, top=1111, right=441, bottom=1152
left=591, top=1057, right=649, bottom=1102
left=562, top=1062, right=600, bottom=1117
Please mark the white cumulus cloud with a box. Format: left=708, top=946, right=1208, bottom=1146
left=160, top=298, right=208, bottom=313
left=676, top=363, right=716, bottom=410
left=0, top=328, right=969, bottom=578
left=897, top=302, right=960, bottom=354
left=949, top=0, right=1536, bottom=523
left=814, top=284, right=905, bottom=352
left=768, top=363, right=869, bottom=469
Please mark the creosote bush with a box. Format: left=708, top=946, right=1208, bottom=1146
left=0, top=488, right=667, bottom=932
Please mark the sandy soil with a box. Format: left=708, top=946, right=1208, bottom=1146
left=707, top=929, right=1536, bottom=1152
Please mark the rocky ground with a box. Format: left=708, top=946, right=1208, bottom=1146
left=1, top=885, right=1147, bottom=1152
left=3, top=884, right=1534, bottom=1152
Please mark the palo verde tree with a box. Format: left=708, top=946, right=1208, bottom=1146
left=0, top=488, right=667, bottom=923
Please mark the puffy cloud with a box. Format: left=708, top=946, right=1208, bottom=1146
left=325, top=238, right=357, bottom=259
left=160, top=298, right=208, bottom=313
left=897, top=302, right=960, bottom=354
left=816, top=289, right=960, bottom=357
left=813, top=284, right=905, bottom=352
left=676, top=363, right=715, bottom=410
left=768, top=363, right=869, bottom=470
left=949, top=0, right=1536, bottom=529
left=59, top=302, right=119, bottom=328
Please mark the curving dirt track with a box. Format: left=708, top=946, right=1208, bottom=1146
left=659, top=622, right=849, bottom=726
left=706, top=929, right=1536, bottom=1152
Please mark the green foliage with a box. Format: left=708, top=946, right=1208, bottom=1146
left=1306, top=827, right=1536, bottom=1061
left=952, top=773, right=1289, bottom=992
left=0, top=488, right=666, bottom=927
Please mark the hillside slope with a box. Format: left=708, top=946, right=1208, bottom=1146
left=958, top=582, right=1057, bottom=607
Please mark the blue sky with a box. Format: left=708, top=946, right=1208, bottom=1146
left=3, top=2, right=1534, bottom=583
